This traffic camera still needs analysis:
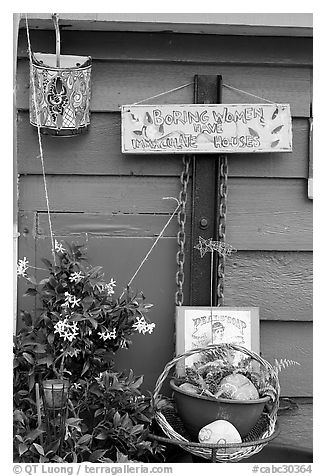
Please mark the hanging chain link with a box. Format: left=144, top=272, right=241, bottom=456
left=217, top=155, right=228, bottom=306
left=175, top=156, right=191, bottom=306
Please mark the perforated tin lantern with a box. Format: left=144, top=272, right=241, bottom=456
left=29, top=53, right=92, bottom=136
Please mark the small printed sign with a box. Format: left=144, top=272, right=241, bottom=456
left=121, top=104, right=292, bottom=154
left=175, top=306, right=260, bottom=373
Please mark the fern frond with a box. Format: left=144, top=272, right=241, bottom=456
left=273, top=358, right=300, bottom=375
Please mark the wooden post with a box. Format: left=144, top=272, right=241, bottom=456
left=189, top=75, right=222, bottom=306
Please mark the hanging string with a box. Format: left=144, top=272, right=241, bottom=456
left=52, top=13, right=61, bottom=67
left=119, top=197, right=181, bottom=300
left=210, top=251, right=214, bottom=320
left=132, top=82, right=193, bottom=105
left=25, top=13, right=56, bottom=265
left=222, top=83, right=276, bottom=104
left=129, top=80, right=276, bottom=107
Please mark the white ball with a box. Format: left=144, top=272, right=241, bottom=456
left=198, top=420, right=242, bottom=454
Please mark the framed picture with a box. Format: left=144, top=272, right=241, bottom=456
left=175, top=306, right=260, bottom=373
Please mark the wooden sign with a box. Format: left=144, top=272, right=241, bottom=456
left=175, top=306, right=260, bottom=373
left=121, top=104, right=292, bottom=154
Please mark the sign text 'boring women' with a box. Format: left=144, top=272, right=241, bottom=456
left=121, top=104, right=292, bottom=154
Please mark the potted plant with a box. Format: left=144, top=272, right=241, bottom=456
left=165, top=344, right=299, bottom=440
left=169, top=344, right=277, bottom=439
left=152, top=343, right=301, bottom=462
left=14, top=240, right=162, bottom=462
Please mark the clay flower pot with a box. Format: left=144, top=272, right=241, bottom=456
left=42, top=379, right=70, bottom=409
left=170, top=379, right=270, bottom=438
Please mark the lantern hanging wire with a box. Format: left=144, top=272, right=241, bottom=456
left=52, top=13, right=61, bottom=67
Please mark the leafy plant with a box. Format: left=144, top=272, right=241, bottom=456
left=14, top=240, right=161, bottom=462
left=13, top=369, right=164, bottom=463
left=15, top=240, right=155, bottom=385
left=67, top=369, right=163, bottom=462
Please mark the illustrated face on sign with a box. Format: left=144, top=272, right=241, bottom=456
left=212, top=321, right=225, bottom=343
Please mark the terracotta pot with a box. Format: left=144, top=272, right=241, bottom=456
left=42, top=379, right=70, bottom=409
left=170, top=379, right=270, bottom=438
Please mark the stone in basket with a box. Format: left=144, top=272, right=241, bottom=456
left=153, top=343, right=280, bottom=462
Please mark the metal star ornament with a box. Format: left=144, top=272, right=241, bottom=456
left=194, top=236, right=237, bottom=258
left=194, top=236, right=212, bottom=257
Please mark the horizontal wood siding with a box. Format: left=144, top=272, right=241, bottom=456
left=18, top=30, right=313, bottom=66
left=17, top=60, right=311, bottom=116
left=225, top=252, right=312, bottom=322
left=18, top=176, right=187, bottom=213
left=16, top=29, right=312, bottom=400
left=260, top=321, right=312, bottom=398
left=18, top=112, right=309, bottom=178
left=19, top=176, right=312, bottom=251
left=226, top=178, right=312, bottom=251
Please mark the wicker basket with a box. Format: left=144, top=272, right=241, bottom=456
left=153, top=343, right=280, bottom=462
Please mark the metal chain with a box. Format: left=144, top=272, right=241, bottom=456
left=175, top=156, right=190, bottom=306
left=217, top=155, right=228, bottom=306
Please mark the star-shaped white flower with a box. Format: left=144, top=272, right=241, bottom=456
left=105, top=278, right=116, bottom=296
left=98, top=327, right=117, bottom=341
left=54, top=318, right=79, bottom=342
left=64, top=291, right=73, bottom=301
left=69, top=271, right=84, bottom=283
left=69, top=295, right=81, bottom=308
left=132, top=316, right=156, bottom=335
left=146, top=323, right=156, bottom=334
left=17, top=257, right=29, bottom=277
left=63, top=292, right=81, bottom=308
left=54, top=240, right=65, bottom=253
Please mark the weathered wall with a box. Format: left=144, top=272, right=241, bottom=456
left=16, top=29, right=312, bottom=398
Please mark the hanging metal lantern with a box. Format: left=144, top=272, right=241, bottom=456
left=29, top=14, right=92, bottom=136
left=29, top=53, right=92, bottom=136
